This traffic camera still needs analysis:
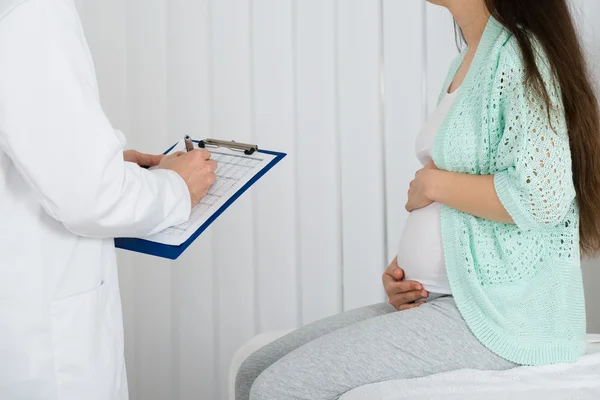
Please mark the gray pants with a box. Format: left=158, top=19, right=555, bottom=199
left=236, top=296, right=516, bottom=400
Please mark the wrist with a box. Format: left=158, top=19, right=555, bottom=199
left=424, top=169, right=442, bottom=202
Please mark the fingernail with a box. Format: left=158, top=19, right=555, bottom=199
left=422, top=291, right=429, bottom=298
left=416, top=285, right=422, bottom=291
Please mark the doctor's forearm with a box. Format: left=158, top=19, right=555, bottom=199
left=427, top=170, right=515, bottom=224
left=60, top=165, right=191, bottom=239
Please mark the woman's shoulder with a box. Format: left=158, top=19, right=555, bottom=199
left=494, top=32, right=554, bottom=84
left=491, top=34, right=529, bottom=79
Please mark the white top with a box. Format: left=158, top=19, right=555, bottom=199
left=0, top=0, right=191, bottom=398
left=397, top=89, right=459, bottom=294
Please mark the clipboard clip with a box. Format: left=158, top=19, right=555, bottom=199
left=198, top=138, right=259, bottom=155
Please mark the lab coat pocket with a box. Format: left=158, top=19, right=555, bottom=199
left=51, top=280, right=120, bottom=400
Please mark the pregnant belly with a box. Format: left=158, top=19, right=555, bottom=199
left=397, top=202, right=451, bottom=294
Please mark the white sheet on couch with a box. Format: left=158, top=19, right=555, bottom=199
left=341, top=336, right=600, bottom=400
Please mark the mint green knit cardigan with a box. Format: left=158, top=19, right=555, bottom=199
left=433, top=17, right=586, bottom=366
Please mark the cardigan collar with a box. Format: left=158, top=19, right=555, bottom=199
left=455, top=16, right=505, bottom=94
left=432, top=16, right=507, bottom=169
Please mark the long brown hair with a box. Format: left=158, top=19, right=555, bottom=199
left=484, top=0, right=600, bottom=257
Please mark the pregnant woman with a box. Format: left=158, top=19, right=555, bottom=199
left=236, top=0, right=600, bottom=399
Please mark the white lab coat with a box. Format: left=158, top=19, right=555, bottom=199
left=0, top=1, right=191, bottom=399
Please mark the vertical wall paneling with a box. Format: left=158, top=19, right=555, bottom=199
left=166, top=1, right=215, bottom=399
left=295, top=0, right=342, bottom=324
left=577, top=0, right=600, bottom=334
left=580, top=0, right=600, bottom=80
left=421, top=1, right=429, bottom=121
left=382, top=1, right=426, bottom=262
left=378, top=0, right=389, bottom=267
left=425, top=4, right=458, bottom=112
left=210, top=1, right=257, bottom=398
left=77, top=0, right=129, bottom=131
left=169, top=242, right=215, bottom=400
left=125, top=0, right=173, bottom=399
left=116, top=249, right=136, bottom=400
left=583, top=260, right=600, bottom=333
left=337, top=0, right=387, bottom=310
left=252, top=0, right=299, bottom=332
left=570, top=0, right=584, bottom=31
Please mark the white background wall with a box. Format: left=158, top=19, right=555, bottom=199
left=74, top=1, right=600, bottom=399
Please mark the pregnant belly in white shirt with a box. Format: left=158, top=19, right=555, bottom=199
left=397, top=202, right=451, bottom=294
left=396, top=89, right=458, bottom=295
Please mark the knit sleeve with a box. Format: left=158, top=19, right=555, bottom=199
left=493, top=43, right=576, bottom=231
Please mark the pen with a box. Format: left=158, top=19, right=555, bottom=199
left=184, top=135, right=194, bottom=152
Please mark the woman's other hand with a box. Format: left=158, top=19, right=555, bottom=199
left=124, top=150, right=164, bottom=168
left=382, top=257, right=428, bottom=311
left=405, top=161, right=439, bottom=212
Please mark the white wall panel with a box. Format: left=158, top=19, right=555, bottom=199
left=209, top=1, right=257, bottom=399
left=425, top=3, right=458, bottom=113
left=170, top=241, right=216, bottom=400
left=252, top=0, right=300, bottom=332
left=337, top=0, right=387, bottom=310
left=295, top=0, right=342, bottom=324
left=166, top=1, right=215, bottom=399
left=382, top=0, right=426, bottom=262
left=579, top=0, right=600, bottom=80
left=576, top=0, right=600, bottom=335
left=125, top=1, right=173, bottom=399
left=76, top=0, right=129, bottom=130
left=583, top=259, right=600, bottom=334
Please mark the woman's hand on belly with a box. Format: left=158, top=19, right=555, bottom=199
left=406, top=161, right=438, bottom=212
left=383, top=257, right=429, bottom=311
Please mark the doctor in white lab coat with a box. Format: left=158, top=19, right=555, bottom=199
left=0, top=0, right=217, bottom=399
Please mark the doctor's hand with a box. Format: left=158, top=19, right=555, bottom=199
left=159, top=150, right=218, bottom=207
left=124, top=150, right=164, bottom=168
left=383, top=257, right=428, bottom=311
left=405, top=161, right=439, bottom=212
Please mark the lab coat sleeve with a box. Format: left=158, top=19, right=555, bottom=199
left=0, top=0, right=191, bottom=238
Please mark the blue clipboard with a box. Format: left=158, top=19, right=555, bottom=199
left=115, top=139, right=286, bottom=260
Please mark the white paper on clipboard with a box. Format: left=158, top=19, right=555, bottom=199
left=144, top=139, right=276, bottom=246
